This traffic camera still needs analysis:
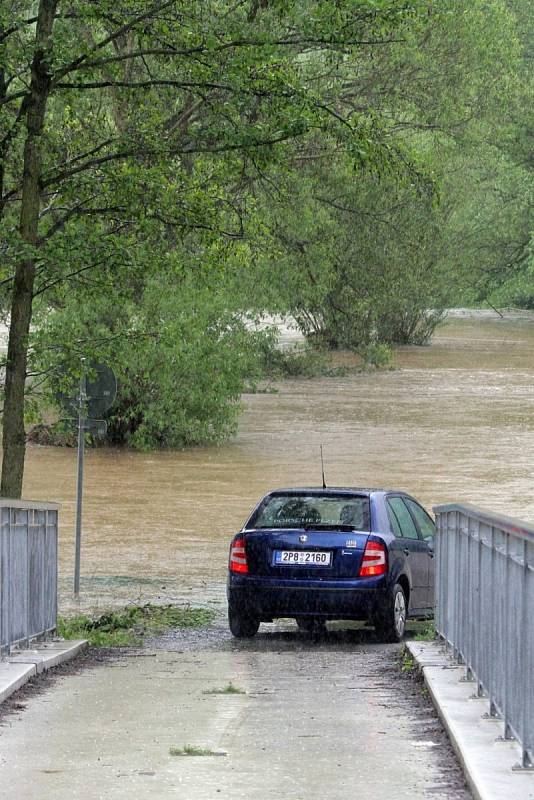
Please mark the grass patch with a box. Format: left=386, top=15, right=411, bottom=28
left=203, top=682, right=246, bottom=695
left=414, top=622, right=436, bottom=641
left=57, top=604, right=216, bottom=647
left=400, top=648, right=416, bottom=673
left=169, top=745, right=223, bottom=757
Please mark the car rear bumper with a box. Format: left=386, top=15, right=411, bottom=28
left=227, top=573, right=388, bottom=621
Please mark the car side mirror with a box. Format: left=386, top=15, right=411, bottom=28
left=424, top=535, right=434, bottom=553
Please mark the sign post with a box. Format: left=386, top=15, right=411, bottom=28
left=66, top=361, right=116, bottom=597
left=73, top=361, right=86, bottom=596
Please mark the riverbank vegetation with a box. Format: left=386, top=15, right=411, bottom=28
left=57, top=604, right=216, bottom=647
left=1, top=2, right=534, bottom=491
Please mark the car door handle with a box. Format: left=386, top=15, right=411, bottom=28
left=403, top=548, right=410, bottom=556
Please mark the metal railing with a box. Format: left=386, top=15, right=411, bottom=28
left=0, top=499, right=60, bottom=657
left=434, top=503, right=534, bottom=769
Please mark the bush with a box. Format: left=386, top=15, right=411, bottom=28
left=34, top=278, right=272, bottom=449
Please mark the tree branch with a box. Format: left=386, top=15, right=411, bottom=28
left=51, top=0, right=179, bottom=83
left=33, top=260, right=108, bottom=297
left=55, top=79, right=241, bottom=92
left=41, top=130, right=304, bottom=189
left=0, top=89, right=29, bottom=108
left=55, top=36, right=406, bottom=78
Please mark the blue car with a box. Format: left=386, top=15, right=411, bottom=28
left=227, top=487, right=435, bottom=641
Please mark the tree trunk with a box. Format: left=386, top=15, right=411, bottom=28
left=1, top=1, right=58, bottom=498
left=0, top=60, right=6, bottom=205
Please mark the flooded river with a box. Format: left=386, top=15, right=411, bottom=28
left=20, top=310, right=534, bottom=613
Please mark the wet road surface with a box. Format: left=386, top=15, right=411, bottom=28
left=0, top=621, right=471, bottom=800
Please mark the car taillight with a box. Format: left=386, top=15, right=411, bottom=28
left=359, top=540, right=387, bottom=577
left=229, top=536, right=249, bottom=574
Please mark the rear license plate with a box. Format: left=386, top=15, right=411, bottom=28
left=274, top=550, right=331, bottom=566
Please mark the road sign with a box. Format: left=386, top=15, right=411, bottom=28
left=83, top=418, right=108, bottom=436
left=56, top=362, right=117, bottom=421
left=86, top=364, right=117, bottom=418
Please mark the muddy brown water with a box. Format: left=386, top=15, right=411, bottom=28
left=19, top=311, right=534, bottom=613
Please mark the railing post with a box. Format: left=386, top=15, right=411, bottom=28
left=26, top=509, right=31, bottom=649
left=488, top=526, right=499, bottom=719
left=520, top=539, right=534, bottom=768
left=503, top=531, right=513, bottom=739
left=463, top=515, right=476, bottom=683
left=0, top=508, right=4, bottom=659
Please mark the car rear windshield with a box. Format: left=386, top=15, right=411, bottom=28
left=248, top=493, right=370, bottom=531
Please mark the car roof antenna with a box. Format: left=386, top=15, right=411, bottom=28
left=320, top=444, right=327, bottom=489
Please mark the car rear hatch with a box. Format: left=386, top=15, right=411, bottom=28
left=245, top=528, right=369, bottom=580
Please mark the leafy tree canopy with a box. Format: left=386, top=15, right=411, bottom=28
left=0, top=0, right=530, bottom=491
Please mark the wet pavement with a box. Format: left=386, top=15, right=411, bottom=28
left=0, top=619, right=471, bottom=800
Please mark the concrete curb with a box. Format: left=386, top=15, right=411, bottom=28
left=406, top=640, right=534, bottom=800
left=0, top=639, right=87, bottom=704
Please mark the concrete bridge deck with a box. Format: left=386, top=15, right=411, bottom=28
left=0, top=621, right=470, bottom=800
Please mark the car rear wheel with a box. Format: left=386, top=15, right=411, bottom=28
left=374, top=583, right=407, bottom=643
left=295, top=617, right=327, bottom=634
left=228, top=604, right=260, bottom=638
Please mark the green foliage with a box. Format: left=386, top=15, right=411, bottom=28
left=400, top=649, right=416, bottom=673
left=1, top=0, right=532, bottom=464
left=249, top=0, right=531, bottom=349
left=3, top=0, right=437, bottom=455
left=33, top=262, right=273, bottom=447
left=414, top=622, right=437, bottom=642
left=258, top=158, right=448, bottom=355
left=258, top=343, right=329, bottom=378
left=57, top=604, right=215, bottom=647
left=362, top=344, right=393, bottom=368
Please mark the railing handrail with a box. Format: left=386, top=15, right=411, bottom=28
left=434, top=502, right=534, bottom=544
left=434, top=503, right=534, bottom=769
